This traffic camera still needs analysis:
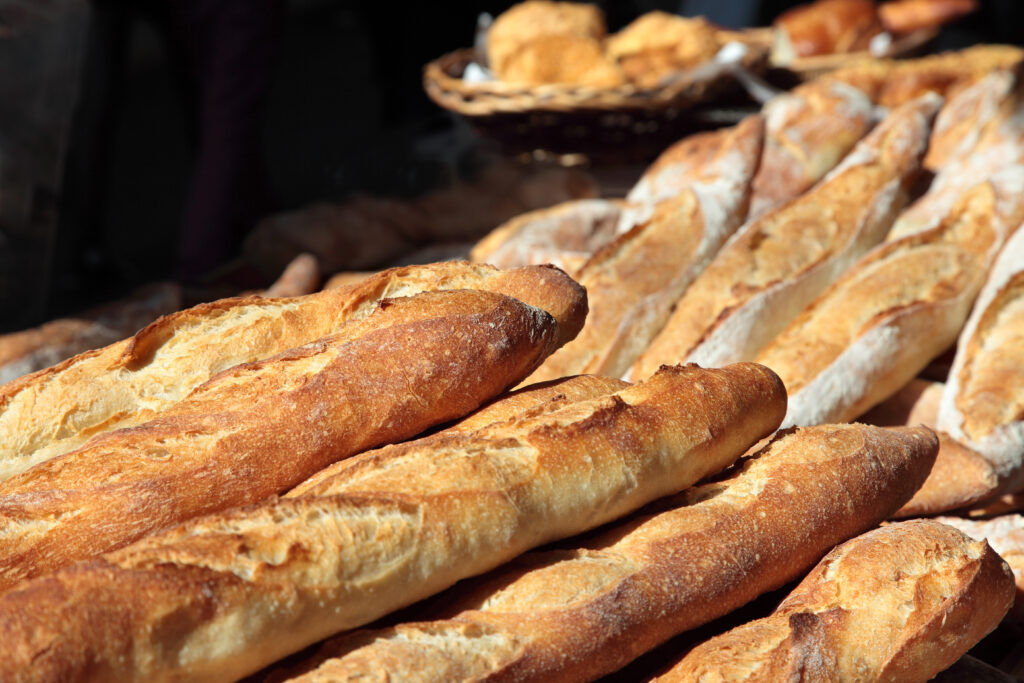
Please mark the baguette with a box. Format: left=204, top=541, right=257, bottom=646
left=0, top=262, right=586, bottom=484
left=658, top=520, right=1014, bottom=682
left=938, top=226, right=1024, bottom=495
left=468, top=199, right=623, bottom=274
left=528, top=116, right=764, bottom=382
left=934, top=515, right=1024, bottom=621
left=0, top=283, right=182, bottom=386
left=632, top=95, right=939, bottom=378
left=262, top=253, right=320, bottom=298
left=0, top=363, right=787, bottom=682
left=756, top=170, right=1023, bottom=429
left=890, top=71, right=1024, bottom=239
left=748, top=80, right=874, bottom=219
left=878, top=0, right=978, bottom=35
left=859, top=377, right=942, bottom=427
left=263, top=424, right=938, bottom=683
left=0, top=289, right=564, bottom=589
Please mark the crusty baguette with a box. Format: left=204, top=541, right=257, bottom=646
left=748, top=80, right=874, bottom=219
left=528, top=116, right=764, bottom=382
left=260, top=424, right=938, bottom=683
left=756, top=171, right=1022, bottom=429
left=771, top=0, right=882, bottom=63
left=0, top=363, right=787, bottom=683
left=938, top=226, right=1024, bottom=495
left=441, top=374, right=628, bottom=434
left=262, top=253, right=320, bottom=298
left=859, top=377, right=943, bottom=427
left=0, top=262, right=586, bottom=484
left=0, top=289, right=564, bottom=590
left=0, top=283, right=182, bottom=386
left=934, top=515, right=1024, bottom=621
left=633, top=95, right=939, bottom=378
left=323, top=271, right=372, bottom=289
left=658, top=519, right=1014, bottom=682
left=292, top=373, right=630, bottom=497
left=469, top=199, right=623, bottom=275
left=823, top=45, right=1024, bottom=108
left=890, top=71, right=1024, bottom=239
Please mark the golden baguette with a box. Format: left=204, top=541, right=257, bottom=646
left=748, top=80, right=874, bottom=220
left=468, top=199, right=623, bottom=275
left=0, top=289, right=563, bottom=590
left=262, top=253, right=320, bottom=298
left=0, top=363, right=787, bottom=683
left=0, top=262, right=586, bottom=484
left=632, top=94, right=939, bottom=379
left=890, top=70, right=1024, bottom=239
left=934, top=514, right=1024, bottom=621
left=260, top=424, right=938, bottom=683
left=658, top=520, right=1014, bottom=682
left=527, top=115, right=764, bottom=382
left=938, top=226, right=1024, bottom=495
left=756, top=171, right=1023, bottom=429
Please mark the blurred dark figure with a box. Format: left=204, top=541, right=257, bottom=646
left=53, top=0, right=282, bottom=310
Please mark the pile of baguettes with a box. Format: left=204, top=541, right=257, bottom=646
left=2, top=60, right=1024, bottom=683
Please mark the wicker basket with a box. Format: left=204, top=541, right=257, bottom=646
left=423, top=41, right=770, bottom=117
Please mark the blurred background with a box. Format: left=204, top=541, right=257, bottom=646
left=1, top=0, right=1021, bottom=332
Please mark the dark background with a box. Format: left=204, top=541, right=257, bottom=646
left=2, top=0, right=1022, bottom=331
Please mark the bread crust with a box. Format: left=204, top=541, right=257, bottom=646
left=934, top=514, right=1024, bottom=621
left=528, top=116, right=764, bottom=382
left=633, top=95, right=938, bottom=378
left=261, top=424, right=938, bottom=683
left=757, top=173, right=1020, bottom=429
left=469, top=199, right=623, bottom=275
left=939, top=226, right=1024, bottom=493
left=0, top=262, right=586, bottom=485
left=748, top=80, right=874, bottom=219
left=0, top=290, right=562, bottom=590
left=659, top=520, right=1014, bottom=682
left=0, top=363, right=786, bottom=682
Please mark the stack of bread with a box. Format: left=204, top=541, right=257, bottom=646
left=3, top=44, right=1024, bottom=682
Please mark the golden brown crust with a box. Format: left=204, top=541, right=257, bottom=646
left=606, top=12, right=721, bottom=88
left=633, top=95, right=938, bottom=378
left=0, top=290, right=562, bottom=590
left=486, top=1, right=607, bottom=80
left=0, top=262, right=586, bottom=485
left=0, top=363, right=786, bottom=682
left=893, top=433, right=999, bottom=517
left=263, top=424, right=937, bottom=683
left=748, top=80, right=874, bottom=219
left=659, top=520, right=1014, bottom=682
left=878, top=0, right=978, bottom=35
left=497, top=34, right=625, bottom=87
left=773, top=0, right=883, bottom=60
left=756, top=177, right=1010, bottom=428
left=525, top=117, right=763, bottom=382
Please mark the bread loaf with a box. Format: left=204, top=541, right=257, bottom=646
left=878, top=0, right=978, bottom=35
left=0, top=262, right=586, bottom=484
left=469, top=199, right=623, bottom=274
left=633, top=95, right=939, bottom=378
left=262, top=254, right=320, bottom=298
left=938, top=225, right=1024, bottom=494
left=890, top=71, right=1024, bottom=239
left=0, top=363, right=787, bottom=682
left=528, top=116, right=764, bottom=382
left=0, top=289, right=564, bottom=590
left=934, top=515, right=1024, bottom=621
left=260, top=424, right=938, bottom=683
left=859, top=377, right=942, bottom=427
left=0, top=283, right=182, bottom=386
left=772, top=0, right=882, bottom=64
left=658, top=520, right=1014, bottom=682
left=486, top=1, right=606, bottom=79
left=748, top=80, right=874, bottom=219
left=756, top=171, right=1023, bottom=429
